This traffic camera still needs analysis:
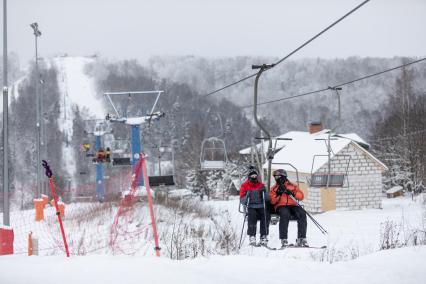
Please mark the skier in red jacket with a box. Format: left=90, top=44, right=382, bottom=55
left=240, top=167, right=270, bottom=246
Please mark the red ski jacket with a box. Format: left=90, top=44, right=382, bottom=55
left=239, top=179, right=265, bottom=198
left=239, top=179, right=268, bottom=208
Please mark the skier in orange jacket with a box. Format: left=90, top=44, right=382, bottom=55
left=269, top=169, right=308, bottom=248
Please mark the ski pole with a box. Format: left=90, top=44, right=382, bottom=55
left=238, top=213, right=247, bottom=249
left=42, top=160, right=70, bottom=257
left=238, top=197, right=250, bottom=249
left=289, top=194, right=328, bottom=235
left=262, top=190, right=269, bottom=238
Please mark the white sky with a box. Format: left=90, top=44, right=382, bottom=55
left=5, top=0, right=426, bottom=65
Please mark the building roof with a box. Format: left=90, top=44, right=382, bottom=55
left=238, top=129, right=388, bottom=174
left=386, top=186, right=403, bottom=194
left=239, top=131, right=307, bottom=155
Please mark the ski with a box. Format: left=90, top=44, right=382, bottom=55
left=273, top=244, right=327, bottom=250
left=260, top=244, right=277, bottom=250
left=250, top=243, right=277, bottom=250
left=250, top=243, right=326, bottom=250
left=285, top=244, right=327, bottom=249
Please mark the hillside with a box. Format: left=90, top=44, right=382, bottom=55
left=3, top=55, right=426, bottom=207
left=148, top=56, right=426, bottom=138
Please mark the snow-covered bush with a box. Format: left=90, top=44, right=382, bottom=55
left=380, top=220, right=402, bottom=250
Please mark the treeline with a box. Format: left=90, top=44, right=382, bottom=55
left=371, top=67, right=426, bottom=193
left=4, top=61, right=68, bottom=208
left=3, top=55, right=425, bottom=207
left=148, top=56, right=426, bottom=139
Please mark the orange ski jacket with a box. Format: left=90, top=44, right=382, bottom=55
left=269, top=181, right=304, bottom=209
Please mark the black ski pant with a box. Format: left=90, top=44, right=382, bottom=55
left=277, top=205, right=307, bottom=240
left=247, top=207, right=270, bottom=237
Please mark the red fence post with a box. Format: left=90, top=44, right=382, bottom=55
left=47, top=178, right=70, bottom=257
left=140, top=153, right=161, bottom=257
left=0, top=227, right=14, bottom=255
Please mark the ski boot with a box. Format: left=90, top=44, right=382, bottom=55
left=296, top=238, right=309, bottom=247
left=260, top=235, right=268, bottom=246
left=280, top=239, right=289, bottom=248
left=249, top=236, right=257, bottom=246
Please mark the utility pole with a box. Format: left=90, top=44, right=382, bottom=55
left=30, top=22, right=41, bottom=198
left=3, top=0, right=9, bottom=226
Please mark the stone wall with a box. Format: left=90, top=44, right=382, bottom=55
left=305, top=142, right=383, bottom=212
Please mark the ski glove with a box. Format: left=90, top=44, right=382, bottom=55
left=284, top=188, right=294, bottom=196
left=276, top=185, right=285, bottom=196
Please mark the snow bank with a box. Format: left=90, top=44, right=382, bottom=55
left=0, top=246, right=425, bottom=284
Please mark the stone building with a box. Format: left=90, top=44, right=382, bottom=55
left=240, top=123, right=388, bottom=213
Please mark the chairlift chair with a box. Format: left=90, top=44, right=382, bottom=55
left=112, top=138, right=132, bottom=166
left=148, top=145, right=175, bottom=187
left=200, top=137, right=228, bottom=170
left=82, top=142, right=95, bottom=157
left=307, top=87, right=349, bottom=188
left=309, top=154, right=351, bottom=188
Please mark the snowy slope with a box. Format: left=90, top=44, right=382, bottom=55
left=1, top=246, right=425, bottom=284
left=53, top=56, right=104, bottom=119
left=53, top=56, right=105, bottom=180
left=1, top=195, right=425, bottom=283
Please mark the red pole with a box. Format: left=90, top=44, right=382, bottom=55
left=140, top=153, right=161, bottom=257
left=42, top=160, right=70, bottom=257
left=48, top=178, right=70, bottom=257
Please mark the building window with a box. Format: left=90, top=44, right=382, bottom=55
left=310, top=174, right=345, bottom=187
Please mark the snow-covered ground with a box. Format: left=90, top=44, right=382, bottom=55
left=53, top=56, right=104, bottom=119
left=0, top=195, right=425, bottom=283
left=0, top=246, right=425, bottom=284
left=213, top=194, right=425, bottom=259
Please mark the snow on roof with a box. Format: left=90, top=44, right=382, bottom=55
left=239, top=131, right=307, bottom=155
left=335, top=133, right=370, bottom=149
left=386, top=186, right=403, bottom=194
left=239, top=129, right=387, bottom=174
left=263, top=130, right=351, bottom=174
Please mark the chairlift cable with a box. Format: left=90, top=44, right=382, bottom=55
left=203, top=0, right=370, bottom=98
left=241, top=57, right=426, bottom=108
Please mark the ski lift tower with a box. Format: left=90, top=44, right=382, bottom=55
left=104, top=91, right=164, bottom=185
left=84, top=119, right=112, bottom=202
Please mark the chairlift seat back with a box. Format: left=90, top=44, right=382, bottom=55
left=148, top=175, right=175, bottom=186
left=112, top=157, right=132, bottom=166
left=201, top=160, right=225, bottom=170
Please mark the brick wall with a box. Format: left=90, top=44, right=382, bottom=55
left=305, top=142, right=383, bottom=212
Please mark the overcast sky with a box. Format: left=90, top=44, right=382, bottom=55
left=5, top=0, right=426, bottom=65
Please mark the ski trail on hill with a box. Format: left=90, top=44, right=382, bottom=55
left=53, top=56, right=104, bottom=184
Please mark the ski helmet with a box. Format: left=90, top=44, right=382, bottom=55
left=272, top=169, right=287, bottom=179
left=247, top=165, right=258, bottom=177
